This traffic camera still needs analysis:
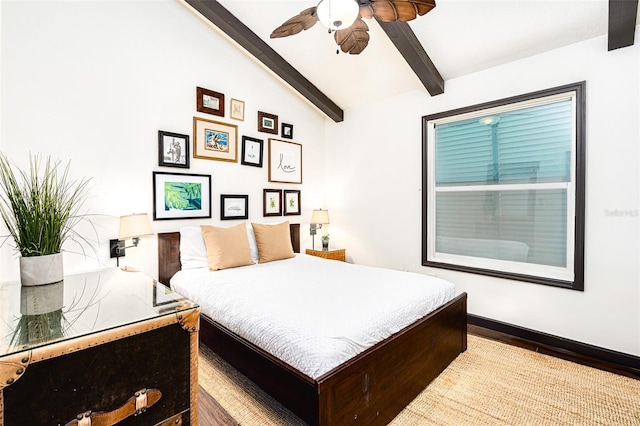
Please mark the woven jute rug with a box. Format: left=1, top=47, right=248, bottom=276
left=198, top=335, right=640, bottom=425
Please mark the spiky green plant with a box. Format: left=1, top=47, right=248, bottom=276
left=0, top=153, right=91, bottom=257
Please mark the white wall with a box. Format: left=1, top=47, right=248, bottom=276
left=326, top=32, right=640, bottom=356
left=0, top=0, right=327, bottom=281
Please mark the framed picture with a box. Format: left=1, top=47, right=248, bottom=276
left=258, top=111, right=278, bottom=134
left=230, top=98, right=245, bottom=121
left=196, top=86, right=225, bottom=117
left=153, top=280, right=183, bottom=307
left=193, top=117, right=238, bottom=162
left=241, top=136, right=263, bottom=167
left=152, top=171, right=211, bottom=220
left=281, top=123, right=293, bottom=139
left=268, top=138, right=302, bottom=184
left=263, top=189, right=282, bottom=217
left=158, top=131, right=190, bottom=168
left=283, top=190, right=301, bottom=216
left=220, top=194, right=249, bottom=220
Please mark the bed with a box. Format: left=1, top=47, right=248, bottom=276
left=158, top=223, right=467, bottom=425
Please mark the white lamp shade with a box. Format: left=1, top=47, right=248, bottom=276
left=316, top=0, right=359, bottom=31
left=310, top=209, right=330, bottom=225
left=118, top=213, right=154, bottom=240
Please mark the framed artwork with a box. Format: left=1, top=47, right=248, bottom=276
left=283, top=190, right=301, bottom=216
left=258, top=111, right=278, bottom=134
left=268, top=138, right=302, bottom=184
left=193, top=117, right=238, bottom=162
left=281, top=123, right=293, bottom=139
left=263, top=189, right=282, bottom=217
left=152, top=171, right=211, bottom=220
left=153, top=280, right=183, bottom=307
left=196, top=86, right=225, bottom=117
left=230, top=98, right=245, bottom=121
left=241, top=136, right=263, bottom=167
left=158, top=131, right=190, bottom=168
left=220, top=194, right=249, bottom=220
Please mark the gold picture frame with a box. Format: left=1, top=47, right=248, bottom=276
left=230, top=98, right=245, bottom=121
left=193, top=117, right=238, bottom=162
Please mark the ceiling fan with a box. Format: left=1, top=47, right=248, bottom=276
left=270, top=0, right=436, bottom=55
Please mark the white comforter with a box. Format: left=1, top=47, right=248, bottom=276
left=171, top=254, right=455, bottom=379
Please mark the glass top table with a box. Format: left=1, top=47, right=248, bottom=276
left=0, top=268, right=197, bottom=358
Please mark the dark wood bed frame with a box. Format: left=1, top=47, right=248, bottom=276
left=158, top=224, right=467, bottom=425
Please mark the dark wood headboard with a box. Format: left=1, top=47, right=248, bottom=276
left=158, top=223, right=301, bottom=285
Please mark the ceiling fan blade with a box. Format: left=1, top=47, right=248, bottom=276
left=369, top=0, right=436, bottom=22
left=359, top=2, right=374, bottom=19
left=270, top=7, right=319, bottom=39
left=414, top=0, right=436, bottom=16
left=334, top=17, right=370, bottom=55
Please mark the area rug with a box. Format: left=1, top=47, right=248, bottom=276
left=198, top=335, right=640, bottom=425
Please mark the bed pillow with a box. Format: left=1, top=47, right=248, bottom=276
left=201, top=223, right=254, bottom=270
left=251, top=221, right=295, bottom=263
left=179, top=226, right=208, bottom=269
left=246, top=222, right=259, bottom=263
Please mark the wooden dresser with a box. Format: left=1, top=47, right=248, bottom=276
left=305, top=248, right=346, bottom=262
left=0, top=269, right=199, bottom=426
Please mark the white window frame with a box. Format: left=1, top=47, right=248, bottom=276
left=422, top=82, right=586, bottom=290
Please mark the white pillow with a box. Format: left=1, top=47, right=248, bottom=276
left=246, top=222, right=259, bottom=263
left=179, top=226, right=207, bottom=269
left=179, top=223, right=258, bottom=269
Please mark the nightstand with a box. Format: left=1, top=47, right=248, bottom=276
left=0, top=269, right=199, bottom=425
left=306, top=248, right=346, bottom=262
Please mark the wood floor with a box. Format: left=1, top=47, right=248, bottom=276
left=196, top=325, right=639, bottom=425
left=198, top=385, right=237, bottom=426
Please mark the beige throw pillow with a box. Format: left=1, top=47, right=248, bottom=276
left=251, top=221, right=295, bottom=263
left=200, top=223, right=254, bottom=270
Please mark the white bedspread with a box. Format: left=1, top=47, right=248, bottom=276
left=171, top=254, right=455, bottom=379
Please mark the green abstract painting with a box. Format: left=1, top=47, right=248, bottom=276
left=164, top=181, right=202, bottom=211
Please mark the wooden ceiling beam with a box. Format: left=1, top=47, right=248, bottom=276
left=376, top=19, right=444, bottom=96
left=608, top=0, right=638, bottom=51
left=185, top=0, right=344, bottom=122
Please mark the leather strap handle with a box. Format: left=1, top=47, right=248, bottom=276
left=64, top=388, right=162, bottom=426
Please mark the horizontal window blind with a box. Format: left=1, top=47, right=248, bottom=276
left=423, top=82, right=585, bottom=289
left=435, top=100, right=572, bottom=185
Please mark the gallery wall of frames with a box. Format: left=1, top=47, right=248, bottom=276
left=155, top=86, right=303, bottom=223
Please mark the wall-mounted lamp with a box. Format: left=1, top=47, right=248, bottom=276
left=310, top=209, right=330, bottom=250
left=109, top=213, right=154, bottom=270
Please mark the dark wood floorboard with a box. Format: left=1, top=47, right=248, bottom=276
left=198, top=385, right=237, bottom=426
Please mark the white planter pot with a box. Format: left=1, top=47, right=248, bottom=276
left=20, top=280, right=64, bottom=315
left=19, top=252, right=64, bottom=287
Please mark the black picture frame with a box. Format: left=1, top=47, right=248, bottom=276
left=220, top=194, right=249, bottom=220
left=158, top=131, right=190, bottom=168
left=281, top=123, right=293, bottom=139
left=241, top=136, right=264, bottom=167
left=263, top=189, right=282, bottom=217
left=283, top=189, right=301, bottom=216
left=152, top=171, right=211, bottom=220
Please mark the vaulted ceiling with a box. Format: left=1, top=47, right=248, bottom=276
left=184, top=0, right=639, bottom=122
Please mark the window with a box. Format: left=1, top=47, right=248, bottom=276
left=422, top=82, right=585, bottom=290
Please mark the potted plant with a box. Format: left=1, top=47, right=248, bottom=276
left=0, top=153, right=92, bottom=286
left=321, top=234, right=330, bottom=250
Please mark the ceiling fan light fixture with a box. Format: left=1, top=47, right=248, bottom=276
left=316, top=0, right=359, bottom=31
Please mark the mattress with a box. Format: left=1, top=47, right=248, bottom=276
left=171, top=254, right=456, bottom=379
